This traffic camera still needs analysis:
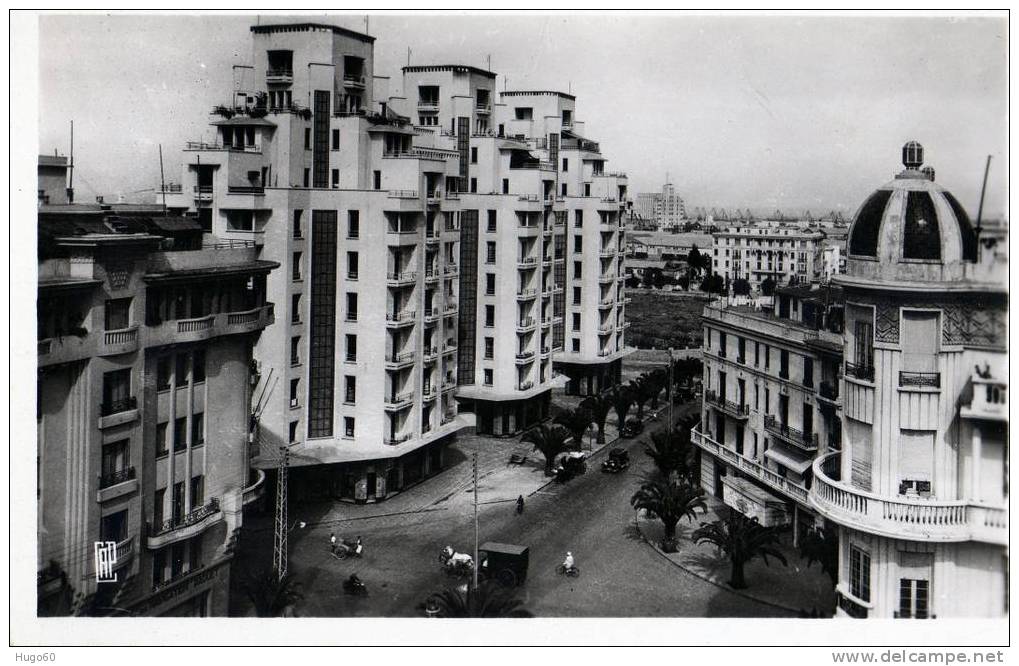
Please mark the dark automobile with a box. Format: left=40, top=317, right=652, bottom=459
left=620, top=419, right=644, bottom=438
left=554, top=452, right=587, bottom=482
left=601, top=447, right=630, bottom=473
left=479, top=542, right=529, bottom=587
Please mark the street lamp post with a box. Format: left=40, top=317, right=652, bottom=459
left=472, top=449, right=479, bottom=594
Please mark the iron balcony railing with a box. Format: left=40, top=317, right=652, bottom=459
left=99, top=466, right=136, bottom=489
left=819, top=380, right=840, bottom=402
left=763, top=415, right=818, bottom=450
left=149, top=498, right=220, bottom=537
left=100, top=396, right=137, bottom=417
left=899, top=371, right=941, bottom=389
left=846, top=361, right=875, bottom=382
left=705, top=390, right=749, bottom=418
left=266, top=68, right=293, bottom=78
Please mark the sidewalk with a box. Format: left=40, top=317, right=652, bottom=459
left=635, top=494, right=836, bottom=615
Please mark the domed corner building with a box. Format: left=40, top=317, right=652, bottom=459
left=808, top=142, right=1009, bottom=618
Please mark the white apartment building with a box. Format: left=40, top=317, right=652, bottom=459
left=711, top=224, right=825, bottom=292
left=162, top=22, right=630, bottom=495
left=635, top=182, right=687, bottom=231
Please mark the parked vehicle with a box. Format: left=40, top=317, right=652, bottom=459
left=334, top=537, right=363, bottom=559
left=621, top=419, right=644, bottom=438
left=601, top=447, right=630, bottom=473
left=554, top=452, right=587, bottom=483
left=478, top=542, right=530, bottom=587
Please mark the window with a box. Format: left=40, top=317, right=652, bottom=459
left=486, top=242, right=496, bottom=264
left=572, top=312, right=581, bottom=332
left=100, top=439, right=130, bottom=484
left=289, top=379, right=299, bottom=407
left=304, top=127, right=311, bottom=150
left=347, top=251, right=359, bottom=280
left=293, top=252, right=303, bottom=280
left=754, top=341, right=760, bottom=367
left=346, top=293, right=358, bottom=321
left=344, top=417, right=355, bottom=437
left=764, top=344, right=770, bottom=369
left=562, top=158, right=568, bottom=172
left=192, top=349, right=205, bottom=383
left=191, top=413, right=204, bottom=446
left=502, top=179, right=509, bottom=194
left=854, top=320, right=874, bottom=369
left=470, top=178, right=477, bottom=193
left=157, top=357, right=171, bottom=391
left=849, top=545, right=871, bottom=602
left=484, top=337, right=494, bottom=359
left=175, top=353, right=188, bottom=385
left=572, top=339, right=580, bottom=353
left=574, top=236, right=582, bottom=253
left=514, top=107, right=533, bottom=120
left=105, top=298, right=131, bottom=330
left=483, top=369, right=493, bottom=385
left=101, top=369, right=132, bottom=415
left=156, top=422, right=168, bottom=456
left=303, top=168, right=310, bottom=188
left=779, top=350, right=790, bottom=379
left=331, top=169, right=339, bottom=188
left=561, top=183, right=567, bottom=197
left=575, top=210, right=583, bottom=227
left=345, top=334, right=357, bottom=362
left=289, top=421, right=298, bottom=443
left=291, top=294, right=301, bottom=323
left=347, top=211, right=360, bottom=238
left=485, top=273, right=496, bottom=295
left=584, top=183, right=591, bottom=197
left=470, top=147, right=478, bottom=164
left=719, top=332, right=727, bottom=356
left=899, top=579, right=930, bottom=619
left=573, top=287, right=581, bottom=305
left=803, top=357, right=814, bottom=387
left=373, top=171, right=381, bottom=190
left=291, top=336, right=301, bottom=365
left=331, top=128, right=340, bottom=150
left=173, top=417, right=187, bottom=452
left=485, top=305, right=495, bottom=327
left=573, top=261, right=582, bottom=278
left=344, top=375, right=356, bottom=403
left=100, top=509, right=128, bottom=544
left=486, top=210, right=497, bottom=232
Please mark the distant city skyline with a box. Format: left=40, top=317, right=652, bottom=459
left=38, top=12, right=1007, bottom=217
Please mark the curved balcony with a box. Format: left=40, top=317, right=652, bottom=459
left=516, top=317, right=537, bottom=333
left=386, top=310, right=417, bottom=328
left=387, top=271, right=418, bottom=287
left=147, top=303, right=274, bottom=348
left=809, top=452, right=1008, bottom=545
left=517, top=288, right=537, bottom=301
left=515, top=351, right=536, bottom=364
left=99, top=326, right=140, bottom=356
left=242, top=469, right=267, bottom=507
left=146, top=498, right=222, bottom=549
left=385, top=350, right=417, bottom=370
left=384, top=393, right=414, bottom=411
left=691, top=427, right=809, bottom=504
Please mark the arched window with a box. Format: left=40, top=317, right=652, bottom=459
left=903, top=192, right=941, bottom=260
left=849, top=190, right=892, bottom=256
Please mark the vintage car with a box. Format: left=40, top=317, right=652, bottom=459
left=479, top=542, right=529, bottom=587
left=554, top=451, right=587, bottom=482
left=601, top=447, right=630, bottom=473
left=620, top=418, right=644, bottom=438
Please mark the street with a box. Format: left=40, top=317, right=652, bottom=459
left=234, top=411, right=793, bottom=618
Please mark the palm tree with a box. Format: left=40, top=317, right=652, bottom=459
left=647, top=368, right=668, bottom=410
left=642, top=427, right=694, bottom=480
left=242, top=569, right=303, bottom=617
left=798, top=524, right=838, bottom=586
left=581, top=392, right=614, bottom=444
left=630, top=476, right=707, bottom=548
left=554, top=406, right=593, bottom=449
left=422, top=582, right=533, bottom=617
left=608, top=384, right=634, bottom=430
left=629, top=376, right=655, bottom=421
left=521, top=424, right=571, bottom=476
left=691, top=510, right=788, bottom=589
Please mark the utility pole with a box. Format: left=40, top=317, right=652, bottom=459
left=67, top=120, right=74, bottom=203
left=158, top=144, right=167, bottom=214
left=472, top=450, right=479, bottom=593
left=668, top=347, right=675, bottom=431
left=272, top=446, right=290, bottom=581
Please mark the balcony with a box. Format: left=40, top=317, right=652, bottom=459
left=384, top=393, right=414, bottom=411
left=443, top=339, right=458, bottom=354
left=146, top=498, right=222, bottom=549
left=598, top=299, right=615, bottom=310
left=387, top=270, right=418, bottom=287
left=691, top=428, right=809, bottom=504
left=441, top=410, right=458, bottom=425
left=242, top=469, right=267, bottom=507
left=442, top=377, right=457, bottom=391
left=763, top=415, right=818, bottom=452
left=422, top=346, right=439, bottom=362
left=598, top=274, right=615, bottom=284
left=444, top=303, right=458, bottom=316
left=343, top=74, right=366, bottom=88
left=147, top=303, right=274, bottom=347
left=516, top=317, right=536, bottom=332
left=517, top=256, right=538, bottom=270
left=100, top=396, right=137, bottom=418
left=417, top=99, right=439, bottom=111
left=705, top=390, right=750, bottom=420
left=193, top=185, right=213, bottom=201
left=515, top=350, right=536, bottom=364
left=475, top=102, right=491, bottom=115
left=99, top=325, right=139, bottom=356
left=809, top=452, right=1008, bottom=545
left=265, top=68, right=294, bottom=83
left=425, top=268, right=440, bottom=283
left=961, top=375, right=1008, bottom=421
left=386, top=310, right=417, bottom=328
left=845, top=361, right=875, bottom=383
left=518, top=380, right=534, bottom=391
left=97, top=467, right=138, bottom=503
left=598, top=248, right=616, bottom=258
left=899, top=371, right=941, bottom=390
left=424, top=308, right=441, bottom=324
left=517, top=288, right=537, bottom=301
left=818, top=380, right=841, bottom=405
left=227, top=185, right=265, bottom=196
left=422, top=385, right=437, bottom=401
left=444, top=264, right=459, bottom=278
left=425, top=231, right=441, bottom=245
left=385, top=350, right=417, bottom=370
left=384, top=434, right=412, bottom=446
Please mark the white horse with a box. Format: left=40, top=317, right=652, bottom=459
left=440, top=545, right=474, bottom=571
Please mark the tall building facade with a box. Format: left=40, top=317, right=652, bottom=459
left=161, top=22, right=629, bottom=497
left=37, top=208, right=276, bottom=616
left=711, top=225, right=825, bottom=292
left=635, top=181, right=686, bottom=231
left=808, top=143, right=1008, bottom=618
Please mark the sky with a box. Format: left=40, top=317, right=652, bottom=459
left=38, top=12, right=1008, bottom=217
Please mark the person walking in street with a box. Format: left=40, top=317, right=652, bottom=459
left=329, top=532, right=337, bottom=554
left=516, top=495, right=525, bottom=515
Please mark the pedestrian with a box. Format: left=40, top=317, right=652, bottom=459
left=329, top=532, right=337, bottom=554
left=516, top=494, right=524, bottom=515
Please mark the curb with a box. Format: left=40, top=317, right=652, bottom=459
left=631, top=512, right=801, bottom=615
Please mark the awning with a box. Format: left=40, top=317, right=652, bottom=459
left=211, top=117, right=277, bottom=128
left=764, top=447, right=812, bottom=475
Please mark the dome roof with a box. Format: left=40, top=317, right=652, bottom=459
left=845, top=142, right=978, bottom=285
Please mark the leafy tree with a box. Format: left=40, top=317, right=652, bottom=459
left=625, top=275, right=642, bottom=289
left=732, top=278, right=751, bottom=296
left=687, top=245, right=708, bottom=273
left=700, top=274, right=725, bottom=294
left=243, top=569, right=303, bottom=617
left=646, top=368, right=668, bottom=409
left=642, top=427, right=695, bottom=481
left=761, top=277, right=776, bottom=296
left=798, top=524, right=838, bottom=586
left=422, top=582, right=533, bottom=618
left=643, top=267, right=662, bottom=289
left=691, top=510, right=789, bottom=589
left=631, top=476, right=707, bottom=546
left=678, top=275, right=690, bottom=291
left=522, top=424, right=572, bottom=476
left=628, top=376, right=653, bottom=420
left=581, top=393, right=614, bottom=444
left=608, top=384, right=634, bottom=430
left=554, top=407, right=593, bottom=449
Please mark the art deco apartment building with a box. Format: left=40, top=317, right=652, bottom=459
left=37, top=176, right=277, bottom=616
left=808, top=143, right=1008, bottom=619
left=693, top=283, right=845, bottom=541
left=711, top=224, right=825, bottom=292
left=161, top=22, right=630, bottom=498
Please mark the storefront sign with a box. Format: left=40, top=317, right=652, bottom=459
left=130, top=559, right=226, bottom=616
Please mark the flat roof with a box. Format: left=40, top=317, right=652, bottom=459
left=501, top=90, right=576, bottom=101
left=250, top=22, right=375, bottom=43
left=402, top=64, right=496, bottom=79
